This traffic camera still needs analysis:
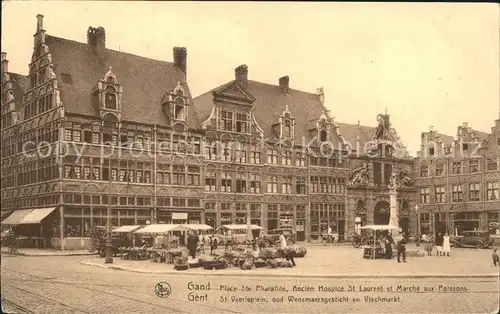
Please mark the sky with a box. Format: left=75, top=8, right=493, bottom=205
left=2, top=1, right=499, bottom=155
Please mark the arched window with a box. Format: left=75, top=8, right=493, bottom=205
left=174, top=98, right=185, bottom=120
left=284, top=120, right=292, bottom=138
left=320, top=129, right=327, bottom=142
left=105, top=86, right=117, bottom=110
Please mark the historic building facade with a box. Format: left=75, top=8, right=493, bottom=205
left=1, top=16, right=205, bottom=249
left=2, top=15, right=420, bottom=248
left=414, top=120, right=500, bottom=236
left=195, top=67, right=417, bottom=241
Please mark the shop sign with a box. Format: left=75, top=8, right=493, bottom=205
left=296, top=225, right=304, bottom=232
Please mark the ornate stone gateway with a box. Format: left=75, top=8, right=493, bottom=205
left=373, top=201, right=390, bottom=225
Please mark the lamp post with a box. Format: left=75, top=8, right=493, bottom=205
left=104, top=157, right=113, bottom=264
left=415, top=204, right=420, bottom=236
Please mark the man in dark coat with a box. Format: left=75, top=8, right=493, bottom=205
left=385, top=232, right=394, bottom=259
left=396, top=234, right=406, bottom=263
left=435, top=232, right=444, bottom=256
left=187, top=232, right=199, bottom=259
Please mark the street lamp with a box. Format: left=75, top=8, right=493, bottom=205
left=415, top=204, right=420, bottom=236
left=104, top=151, right=113, bottom=264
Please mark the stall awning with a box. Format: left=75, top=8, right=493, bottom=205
left=113, top=225, right=143, bottom=233
left=134, top=224, right=180, bottom=234
left=359, top=224, right=400, bottom=231
left=18, top=207, right=57, bottom=225
left=220, top=224, right=263, bottom=230
left=1, top=209, right=34, bottom=225
left=184, top=224, right=213, bottom=231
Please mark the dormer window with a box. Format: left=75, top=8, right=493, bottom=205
left=284, top=120, right=292, bottom=138
left=320, top=129, right=327, bottom=142
left=105, top=86, right=117, bottom=110
left=174, top=97, right=185, bottom=120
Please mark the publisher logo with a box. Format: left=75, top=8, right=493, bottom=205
left=155, top=282, right=172, bottom=298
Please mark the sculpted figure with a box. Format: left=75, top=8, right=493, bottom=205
left=349, top=162, right=369, bottom=186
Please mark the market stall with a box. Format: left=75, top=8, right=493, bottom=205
left=359, top=224, right=400, bottom=259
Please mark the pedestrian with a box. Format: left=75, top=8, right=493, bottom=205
left=385, top=232, right=394, bottom=259
left=492, top=248, right=499, bottom=266
left=278, top=246, right=296, bottom=266
left=442, top=232, right=451, bottom=257
left=187, top=232, right=198, bottom=260
left=258, top=233, right=265, bottom=250
left=425, top=233, right=434, bottom=256
left=198, top=232, right=205, bottom=254
left=396, top=233, right=406, bottom=263
left=435, top=232, right=444, bottom=256
left=279, top=231, right=287, bottom=249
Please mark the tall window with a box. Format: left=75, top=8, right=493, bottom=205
left=451, top=184, right=463, bottom=202
left=435, top=186, right=446, bottom=203
left=204, top=140, right=217, bottom=160
left=187, top=166, right=200, bottom=186
left=281, top=149, right=292, bottom=166
left=236, top=173, right=247, bottom=193
left=487, top=158, right=498, bottom=171
left=420, top=187, right=430, bottom=204
left=267, top=175, right=278, bottom=193
left=222, top=142, right=232, bottom=162
left=468, top=159, right=479, bottom=173
left=282, top=176, right=292, bottom=194
left=205, top=170, right=216, bottom=191
left=295, top=177, right=306, bottom=194
left=221, top=110, right=233, bottom=131
left=468, top=183, right=480, bottom=201
left=295, top=152, right=305, bottom=167
left=267, top=148, right=278, bottom=164
left=235, top=143, right=246, bottom=163
left=220, top=172, right=232, bottom=192
left=283, top=120, right=292, bottom=138
left=419, top=165, right=428, bottom=177
left=486, top=182, right=499, bottom=200
left=249, top=174, right=261, bottom=194
left=250, top=144, right=261, bottom=164
left=435, top=164, right=444, bottom=176
left=373, top=162, right=382, bottom=184
left=320, top=129, right=327, bottom=142
left=105, top=86, right=117, bottom=110
left=172, top=165, right=185, bottom=185
left=236, top=113, right=248, bottom=133
left=452, top=162, right=461, bottom=174
left=174, top=98, right=185, bottom=120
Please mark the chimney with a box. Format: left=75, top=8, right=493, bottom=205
left=87, top=26, right=106, bottom=61
left=234, top=65, right=248, bottom=88
left=279, top=76, right=290, bottom=93
left=173, top=47, right=187, bottom=77
left=36, top=14, right=44, bottom=33
left=1, top=52, right=8, bottom=74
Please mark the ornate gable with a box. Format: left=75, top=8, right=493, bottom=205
left=212, top=81, right=256, bottom=105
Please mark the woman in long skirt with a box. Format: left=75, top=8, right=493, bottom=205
left=442, top=233, right=451, bottom=256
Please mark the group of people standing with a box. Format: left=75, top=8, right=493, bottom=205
left=422, top=232, right=451, bottom=256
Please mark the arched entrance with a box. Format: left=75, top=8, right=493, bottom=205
left=374, top=201, right=390, bottom=225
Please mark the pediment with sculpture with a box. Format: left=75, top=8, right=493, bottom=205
left=348, top=162, right=370, bottom=186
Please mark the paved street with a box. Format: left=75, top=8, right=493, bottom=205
left=1, top=246, right=499, bottom=313
left=83, top=244, right=499, bottom=276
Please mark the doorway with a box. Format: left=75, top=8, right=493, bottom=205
left=374, top=201, right=390, bottom=225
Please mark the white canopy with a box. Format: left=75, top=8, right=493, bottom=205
left=183, top=224, right=213, bottom=231
left=113, top=225, right=143, bottom=233
left=19, top=207, right=57, bottom=224
left=133, top=224, right=192, bottom=234
left=359, top=224, right=401, bottom=231
left=220, top=224, right=263, bottom=230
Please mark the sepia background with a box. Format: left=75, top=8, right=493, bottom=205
left=2, top=1, right=499, bottom=154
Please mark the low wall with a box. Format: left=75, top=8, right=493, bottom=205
left=51, top=237, right=91, bottom=250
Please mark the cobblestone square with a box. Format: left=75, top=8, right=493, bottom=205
left=2, top=246, right=498, bottom=313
